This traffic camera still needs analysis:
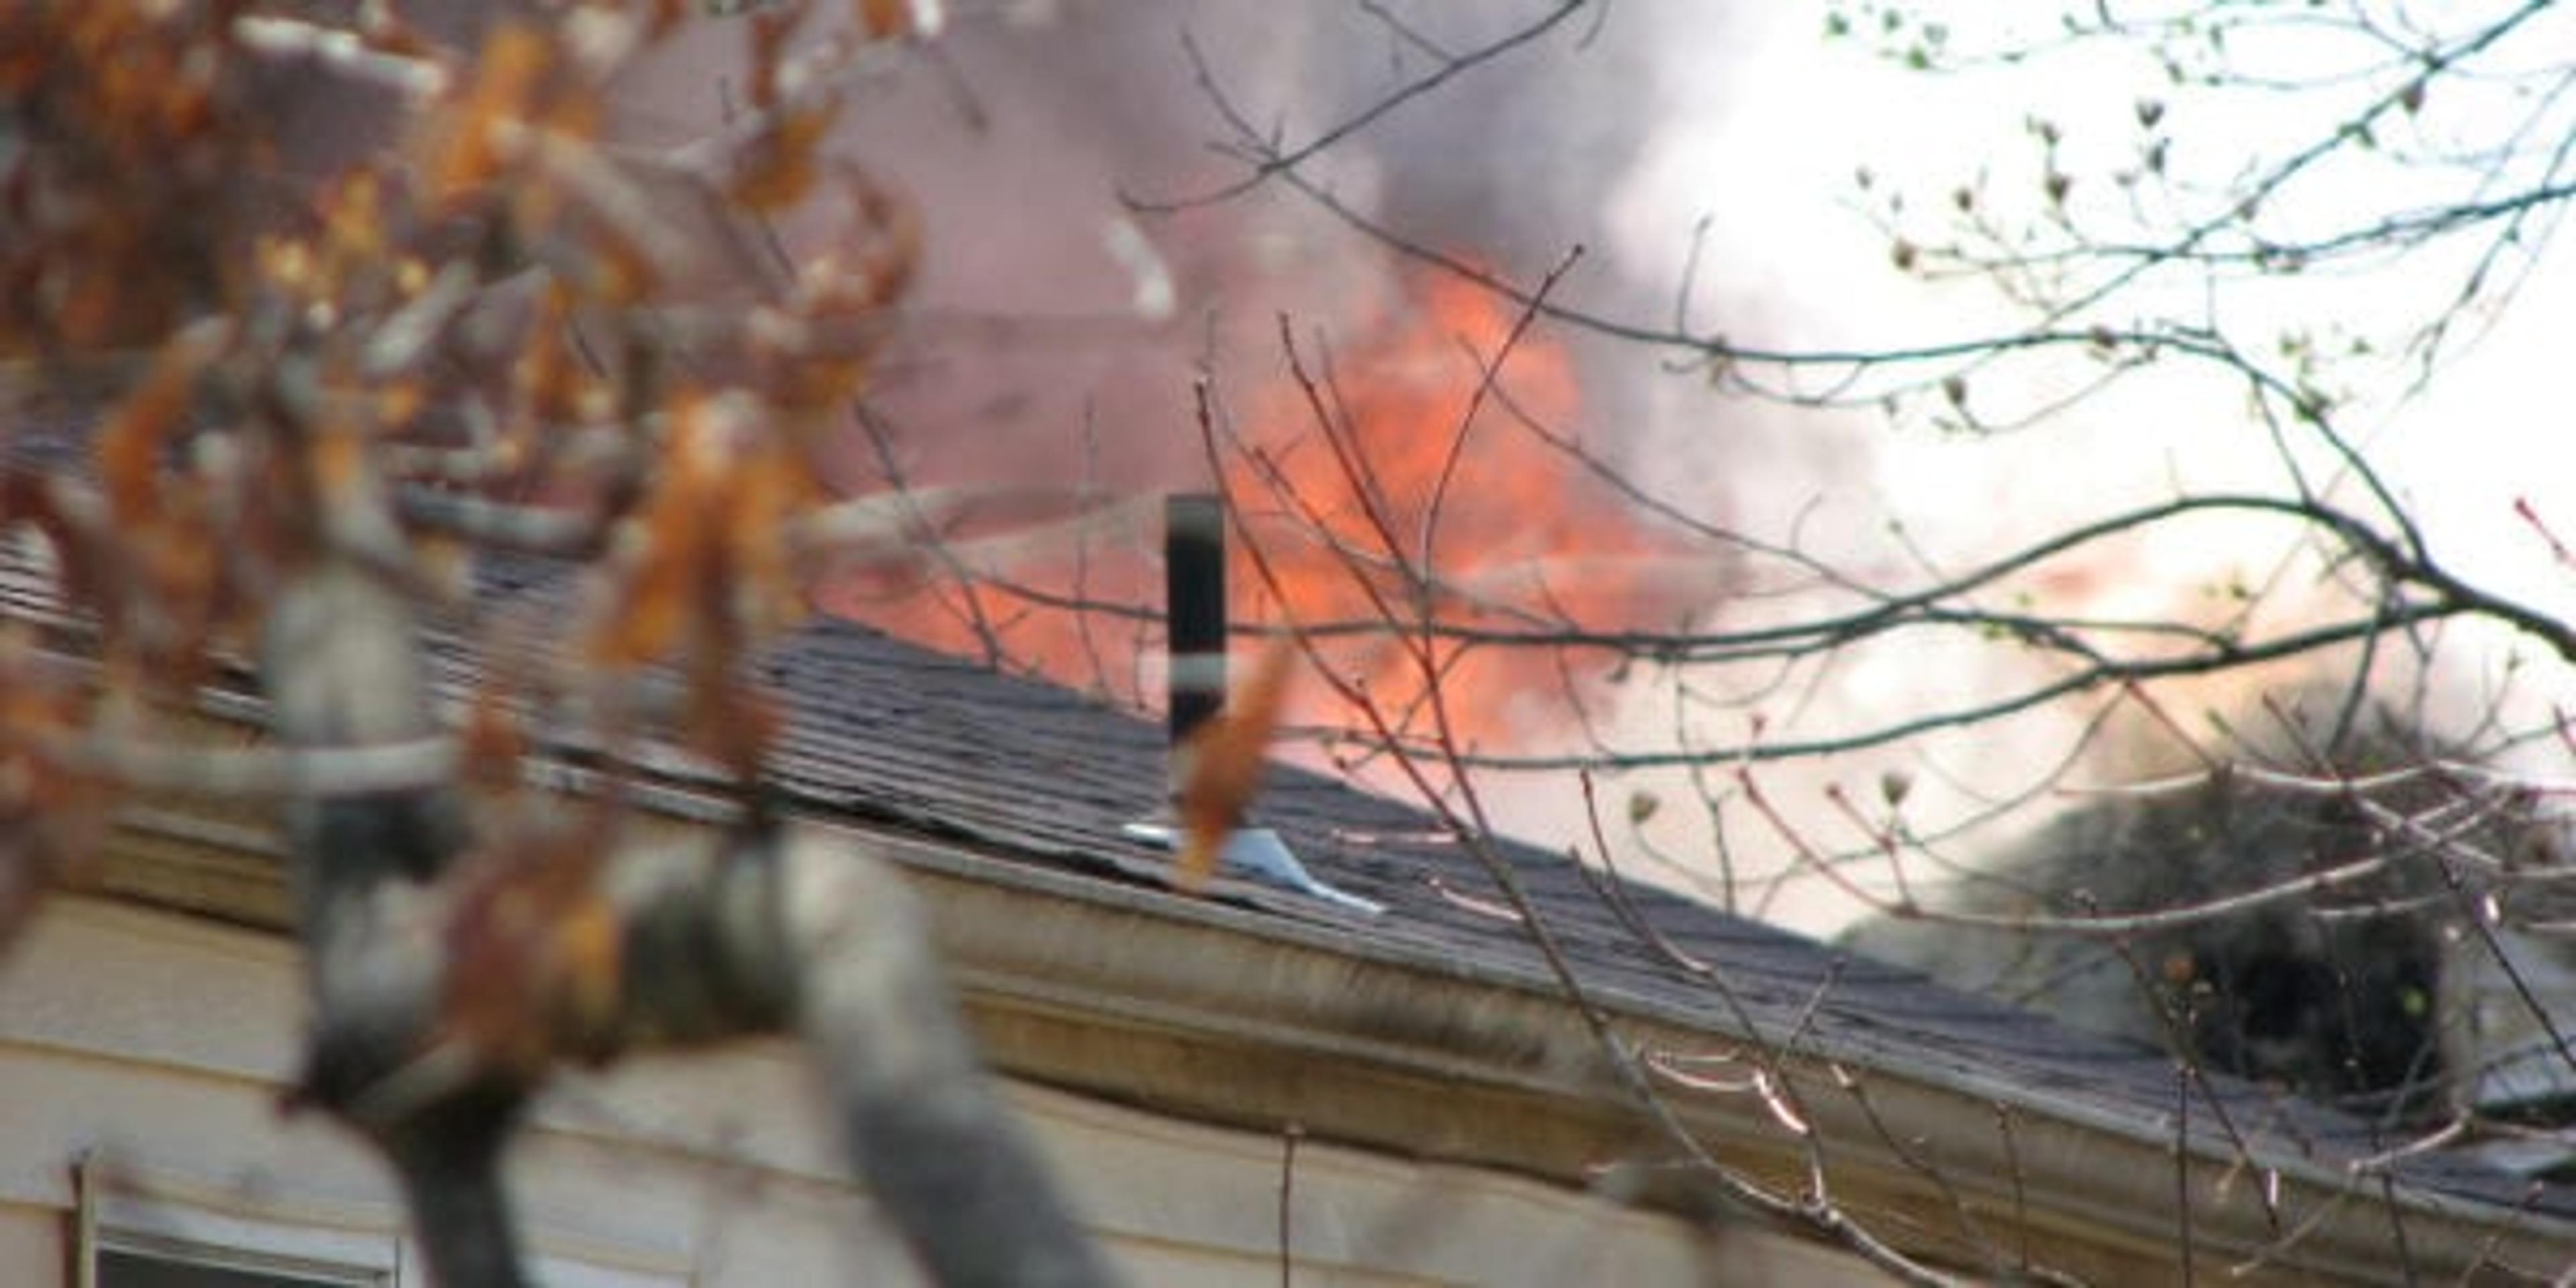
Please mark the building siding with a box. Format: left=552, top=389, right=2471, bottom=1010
left=1, top=898, right=1863, bottom=1286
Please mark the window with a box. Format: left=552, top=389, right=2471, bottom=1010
left=72, top=1155, right=692, bottom=1288
left=94, top=1238, right=388, bottom=1288
left=75, top=1156, right=400, bottom=1288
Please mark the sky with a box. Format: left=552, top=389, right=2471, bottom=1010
left=1481, top=0, right=2576, bottom=930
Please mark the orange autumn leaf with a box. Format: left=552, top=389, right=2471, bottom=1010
left=727, top=443, right=816, bottom=636
left=424, top=23, right=553, bottom=205
left=95, top=333, right=209, bottom=523
left=318, top=170, right=390, bottom=282
left=90, top=329, right=230, bottom=675
left=591, top=393, right=814, bottom=668
left=745, top=9, right=798, bottom=109
left=1175, top=635, right=1295, bottom=890
left=857, top=0, right=945, bottom=40
left=755, top=176, right=919, bottom=412
left=729, top=107, right=835, bottom=213
left=0, top=649, right=106, bottom=827
left=0, top=631, right=115, bottom=943
left=591, top=451, right=714, bottom=667
left=439, top=834, right=623, bottom=1075
left=511, top=286, right=608, bottom=425
left=461, top=685, right=527, bottom=792
left=684, top=672, right=784, bottom=782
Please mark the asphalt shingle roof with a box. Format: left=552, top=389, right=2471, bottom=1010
left=1, top=482, right=2559, bottom=1238
left=672, top=598, right=2571, bottom=1223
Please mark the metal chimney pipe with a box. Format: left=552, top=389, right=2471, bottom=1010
left=1165, top=493, right=1227, bottom=753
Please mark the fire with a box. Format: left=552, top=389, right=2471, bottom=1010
left=817, top=266, right=1676, bottom=753
left=1227, top=269, right=1663, bottom=750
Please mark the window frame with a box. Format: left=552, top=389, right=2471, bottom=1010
left=74, top=1155, right=400, bottom=1288
left=71, top=1153, right=694, bottom=1288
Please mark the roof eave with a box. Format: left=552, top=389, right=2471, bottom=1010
left=83, top=748, right=2576, bottom=1282
left=865, top=817, right=2575, bottom=1282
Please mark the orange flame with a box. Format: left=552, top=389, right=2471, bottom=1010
left=821, top=266, right=1670, bottom=753
left=1230, top=268, right=1660, bottom=749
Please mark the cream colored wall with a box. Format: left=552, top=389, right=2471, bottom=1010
left=0, top=1205, right=62, bottom=1282
left=0, top=898, right=1874, bottom=1286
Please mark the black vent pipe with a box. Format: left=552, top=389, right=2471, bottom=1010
left=1165, top=493, right=1226, bottom=784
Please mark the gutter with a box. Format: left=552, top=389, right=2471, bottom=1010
left=853, top=814, right=2576, bottom=1283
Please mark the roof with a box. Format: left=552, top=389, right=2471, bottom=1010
left=15, top=533, right=2575, bottom=1279
left=496, top=562, right=2576, bottom=1277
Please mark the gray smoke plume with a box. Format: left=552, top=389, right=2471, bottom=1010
left=607, top=3, right=1737, bottom=493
